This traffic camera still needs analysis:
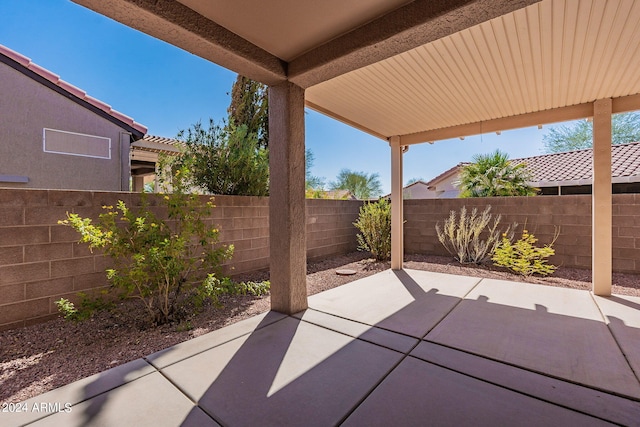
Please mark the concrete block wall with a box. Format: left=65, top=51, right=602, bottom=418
left=0, top=189, right=362, bottom=330
left=404, top=194, right=640, bottom=273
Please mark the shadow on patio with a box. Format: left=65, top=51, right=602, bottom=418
left=7, top=269, right=640, bottom=426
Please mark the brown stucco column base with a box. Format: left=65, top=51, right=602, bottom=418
left=268, top=81, right=308, bottom=314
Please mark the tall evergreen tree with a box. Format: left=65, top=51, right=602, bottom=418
left=227, top=75, right=269, bottom=148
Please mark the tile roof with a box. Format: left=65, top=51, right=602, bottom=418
left=514, top=142, right=640, bottom=186
left=425, top=142, right=640, bottom=189
left=0, top=43, right=147, bottom=135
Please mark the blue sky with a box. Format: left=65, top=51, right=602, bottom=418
left=1, top=0, right=560, bottom=194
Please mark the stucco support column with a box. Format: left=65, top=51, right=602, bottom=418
left=592, top=98, right=612, bottom=296
left=268, top=81, right=308, bottom=314
left=390, top=136, right=403, bottom=270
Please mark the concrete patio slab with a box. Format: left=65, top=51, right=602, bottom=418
left=7, top=271, right=640, bottom=426
left=342, top=356, right=609, bottom=426
left=593, top=294, right=640, bottom=383
left=426, top=279, right=640, bottom=399
left=308, top=269, right=481, bottom=337
left=293, top=308, right=418, bottom=353
left=17, top=372, right=217, bottom=427
left=146, top=310, right=287, bottom=369
left=3, top=358, right=155, bottom=426
left=161, top=316, right=403, bottom=426
left=411, top=341, right=640, bottom=426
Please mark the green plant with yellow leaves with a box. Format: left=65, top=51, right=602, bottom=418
left=59, top=167, right=233, bottom=325
left=492, top=228, right=559, bottom=276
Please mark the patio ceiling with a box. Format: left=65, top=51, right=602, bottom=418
left=73, top=0, right=640, bottom=144
left=307, top=0, right=640, bottom=141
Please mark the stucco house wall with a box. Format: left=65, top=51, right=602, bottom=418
left=0, top=45, right=145, bottom=191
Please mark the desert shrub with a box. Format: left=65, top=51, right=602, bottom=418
left=54, top=291, right=114, bottom=321
left=353, top=199, right=391, bottom=261
left=197, top=275, right=270, bottom=306
left=492, top=229, right=558, bottom=276
left=436, top=205, right=514, bottom=264
left=55, top=298, right=79, bottom=321
left=59, top=172, right=233, bottom=325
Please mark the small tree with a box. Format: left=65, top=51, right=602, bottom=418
left=543, top=112, right=640, bottom=153
left=457, top=150, right=537, bottom=197
left=331, top=169, right=382, bottom=199
left=305, top=149, right=326, bottom=191
left=59, top=168, right=233, bottom=325
left=353, top=199, right=392, bottom=261
left=166, top=120, right=269, bottom=196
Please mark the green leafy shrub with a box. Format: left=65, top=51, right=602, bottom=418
left=492, top=229, right=558, bottom=276
left=353, top=199, right=391, bottom=261
left=54, top=291, right=114, bottom=321
left=59, top=175, right=233, bottom=325
left=436, top=205, right=514, bottom=264
left=55, top=298, right=79, bottom=321
left=198, top=275, right=270, bottom=306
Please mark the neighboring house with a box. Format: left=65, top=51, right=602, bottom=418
left=130, top=135, right=182, bottom=191
left=521, top=143, right=640, bottom=195
left=421, top=142, right=640, bottom=198
left=384, top=170, right=465, bottom=200
left=0, top=44, right=146, bottom=191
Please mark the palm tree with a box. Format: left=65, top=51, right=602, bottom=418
left=457, top=150, right=537, bottom=197
left=330, top=169, right=382, bottom=199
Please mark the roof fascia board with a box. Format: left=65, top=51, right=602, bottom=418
left=402, top=93, right=640, bottom=145
left=612, top=93, right=640, bottom=114
left=400, top=103, right=596, bottom=145
left=289, top=0, right=542, bottom=88
left=0, top=53, right=145, bottom=139
left=71, top=0, right=286, bottom=85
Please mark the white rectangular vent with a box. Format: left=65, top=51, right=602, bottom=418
left=43, top=128, right=111, bottom=159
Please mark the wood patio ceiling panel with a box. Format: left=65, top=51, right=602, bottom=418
left=305, top=0, right=640, bottom=140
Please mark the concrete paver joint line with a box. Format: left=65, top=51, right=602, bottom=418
left=153, top=367, right=226, bottom=426
left=591, top=293, right=640, bottom=388
left=145, top=314, right=289, bottom=370
left=589, top=291, right=612, bottom=324
left=423, top=338, right=640, bottom=406
left=416, top=276, right=484, bottom=340
left=408, top=346, right=633, bottom=425
left=337, top=334, right=424, bottom=426
left=306, top=305, right=428, bottom=344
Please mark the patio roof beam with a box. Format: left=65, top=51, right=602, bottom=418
left=289, top=0, right=542, bottom=88
left=400, top=93, right=640, bottom=145
left=71, top=0, right=286, bottom=85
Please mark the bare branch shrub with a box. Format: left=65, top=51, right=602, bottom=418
left=436, top=205, right=514, bottom=264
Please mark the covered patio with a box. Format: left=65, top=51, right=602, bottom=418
left=7, top=270, right=640, bottom=425
left=69, top=0, right=640, bottom=309
left=10, top=0, right=638, bottom=424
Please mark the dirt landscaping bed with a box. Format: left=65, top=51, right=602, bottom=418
left=1, top=251, right=639, bottom=405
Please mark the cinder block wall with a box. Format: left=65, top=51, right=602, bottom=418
left=0, top=189, right=362, bottom=330
left=404, top=194, right=640, bottom=273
